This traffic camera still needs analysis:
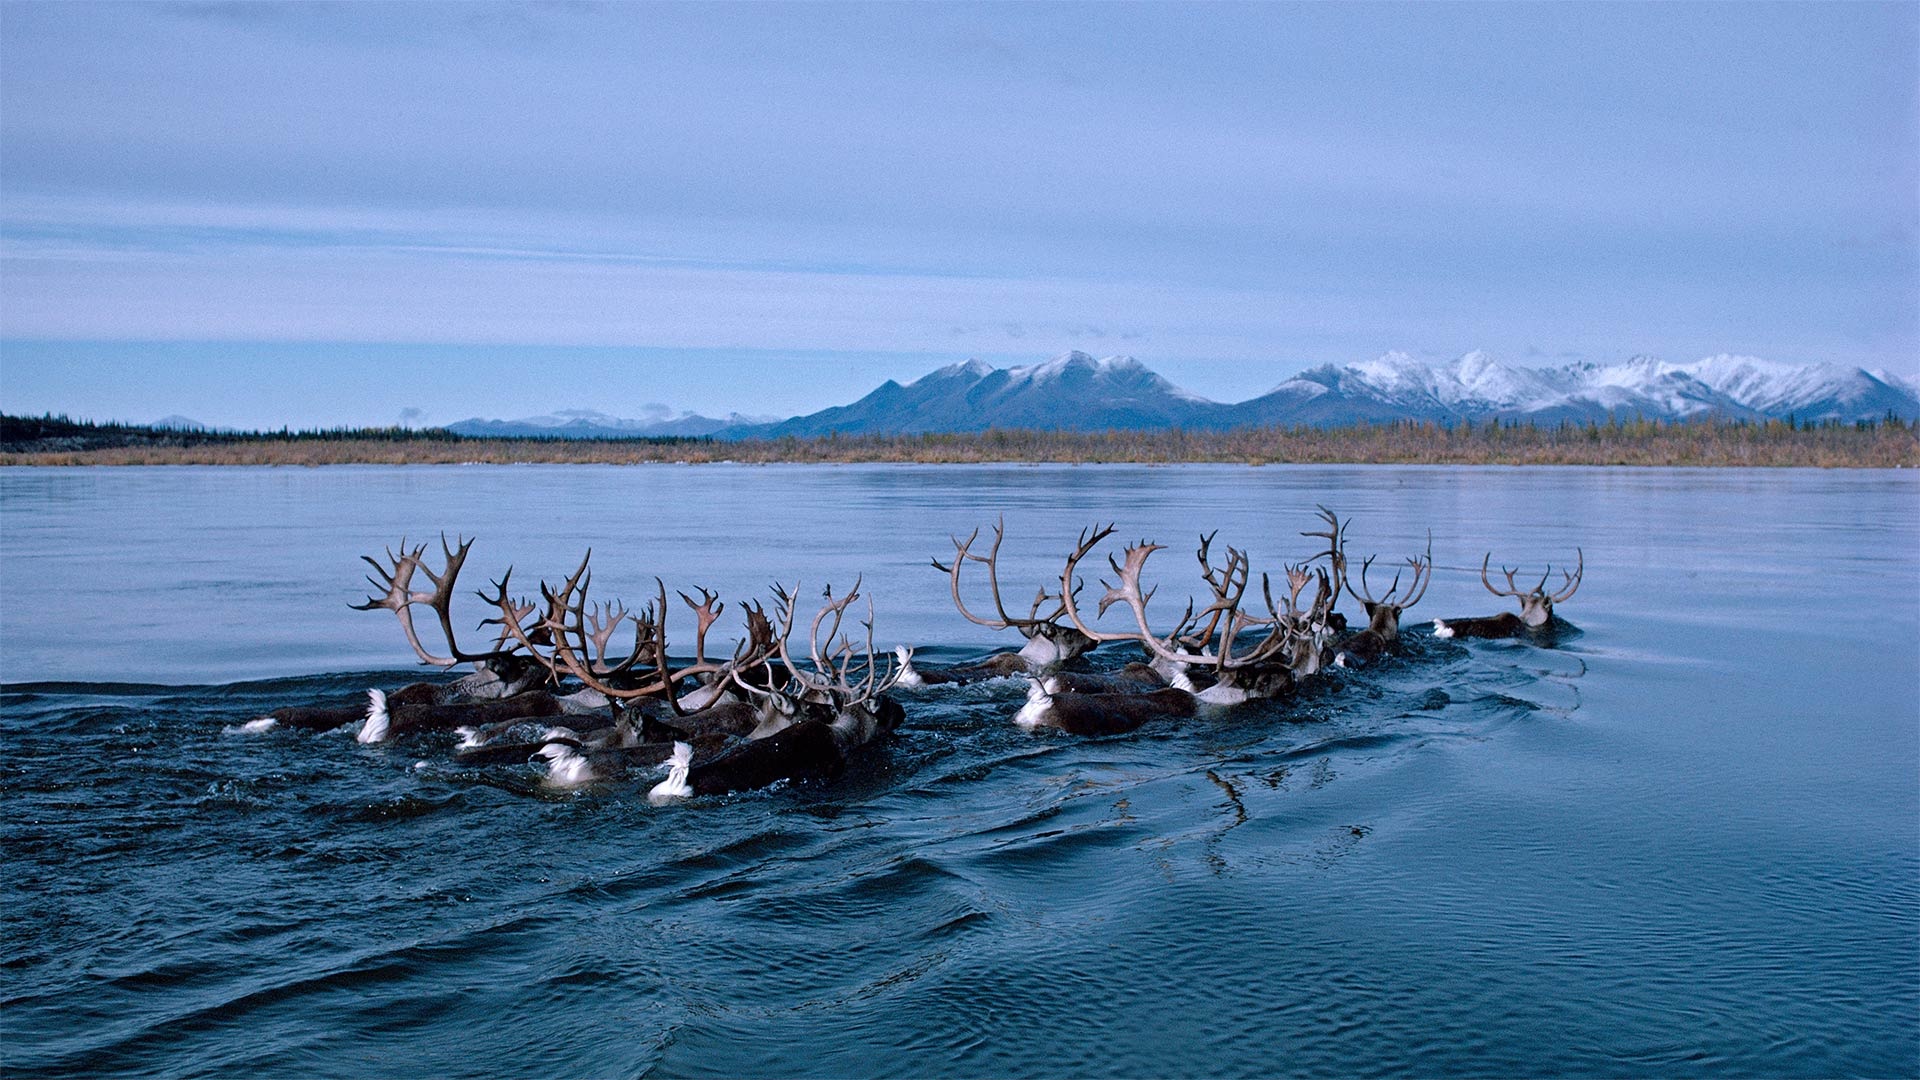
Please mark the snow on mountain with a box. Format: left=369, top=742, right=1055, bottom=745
left=444, top=351, right=1918, bottom=441
left=750, top=351, right=1218, bottom=437
left=446, top=405, right=772, bottom=439
left=1239, top=350, right=1914, bottom=426
left=1341, top=350, right=1575, bottom=412
left=1869, top=369, right=1918, bottom=396
left=1001, top=352, right=1212, bottom=404
left=1663, top=354, right=1914, bottom=421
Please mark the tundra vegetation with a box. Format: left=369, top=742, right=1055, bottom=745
left=2, top=411, right=1915, bottom=467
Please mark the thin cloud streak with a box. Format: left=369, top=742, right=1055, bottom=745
left=1, top=2, right=1914, bottom=425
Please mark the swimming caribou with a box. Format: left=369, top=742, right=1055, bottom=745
left=1433, top=550, right=1584, bottom=640
left=247, top=512, right=1588, bottom=793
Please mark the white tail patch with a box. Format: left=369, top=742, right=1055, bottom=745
left=1196, top=682, right=1247, bottom=707
left=893, top=646, right=925, bottom=687
left=1170, top=670, right=1197, bottom=694
left=648, top=742, right=695, bottom=804
left=1432, top=619, right=1455, bottom=639
left=226, top=716, right=279, bottom=735
left=533, top=742, right=595, bottom=786
left=1333, top=652, right=1350, bottom=669
left=453, top=725, right=481, bottom=749
left=1012, top=678, right=1053, bottom=729
left=357, top=689, right=390, bottom=744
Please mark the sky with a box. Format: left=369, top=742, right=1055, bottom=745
left=1, top=1, right=1914, bottom=429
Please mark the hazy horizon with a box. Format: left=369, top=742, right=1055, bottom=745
left=3, top=2, right=1915, bottom=429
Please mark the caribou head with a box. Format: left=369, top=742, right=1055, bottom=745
left=933, top=518, right=1096, bottom=670
left=1482, top=549, right=1583, bottom=627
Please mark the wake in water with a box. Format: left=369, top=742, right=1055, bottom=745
left=231, top=509, right=1589, bottom=810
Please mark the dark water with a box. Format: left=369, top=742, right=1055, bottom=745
left=3, top=465, right=1916, bottom=1078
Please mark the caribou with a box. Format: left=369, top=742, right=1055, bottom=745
left=1331, top=534, right=1433, bottom=667
left=301, top=534, right=908, bottom=797
left=920, top=518, right=1099, bottom=679
left=1434, top=550, right=1583, bottom=640
left=252, top=514, right=1589, bottom=793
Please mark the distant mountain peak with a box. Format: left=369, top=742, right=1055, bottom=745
left=1244, top=350, right=1916, bottom=427
left=447, top=351, right=1917, bottom=442
left=918, top=358, right=994, bottom=383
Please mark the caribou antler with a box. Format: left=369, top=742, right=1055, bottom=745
left=1059, top=526, right=1293, bottom=674
left=1345, top=532, right=1432, bottom=611
left=768, top=579, right=895, bottom=708
left=1479, top=547, right=1582, bottom=627
left=351, top=535, right=520, bottom=668
left=1303, top=506, right=1349, bottom=616
left=935, top=517, right=1077, bottom=638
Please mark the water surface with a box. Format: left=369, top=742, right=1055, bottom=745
left=2, top=464, right=1915, bottom=1078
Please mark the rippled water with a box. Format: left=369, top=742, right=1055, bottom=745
left=3, top=465, right=1916, bottom=1078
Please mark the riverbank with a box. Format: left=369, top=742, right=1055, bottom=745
left=5, top=420, right=1917, bottom=467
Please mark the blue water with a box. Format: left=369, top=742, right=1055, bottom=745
left=2, top=464, right=1916, bottom=1078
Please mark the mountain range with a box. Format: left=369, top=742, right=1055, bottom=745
left=443, top=351, right=1920, bottom=439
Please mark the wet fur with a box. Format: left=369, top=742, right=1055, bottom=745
left=1017, top=681, right=1196, bottom=735
left=378, top=689, right=564, bottom=738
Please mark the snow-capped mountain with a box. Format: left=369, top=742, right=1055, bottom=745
left=440, top=351, right=1917, bottom=441
left=447, top=406, right=773, bottom=439
left=1228, top=351, right=1915, bottom=428
left=1659, top=354, right=1918, bottom=422
left=745, top=351, right=1216, bottom=437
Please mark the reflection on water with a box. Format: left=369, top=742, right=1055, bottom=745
left=1, top=464, right=1916, bottom=1078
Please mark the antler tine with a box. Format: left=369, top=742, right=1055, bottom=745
left=539, top=573, right=674, bottom=703
left=1350, top=554, right=1378, bottom=604
left=1027, top=585, right=1053, bottom=623
left=1195, top=530, right=1227, bottom=590
left=1551, top=548, right=1584, bottom=603
left=1069, top=531, right=1217, bottom=669
left=1059, top=524, right=1150, bottom=645
left=767, top=582, right=839, bottom=701
left=1481, top=554, right=1532, bottom=599
left=356, top=536, right=514, bottom=669
left=1399, top=532, right=1433, bottom=609
left=1282, top=564, right=1312, bottom=617
left=940, top=519, right=1041, bottom=632
left=550, top=554, right=597, bottom=664
left=839, top=594, right=891, bottom=704
left=583, top=598, right=630, bottom=668
left=809, top=576, right=863, bottom=685
left=678, top=586, right=725, bottom=665
left=1304, top=505, right=1349, bottom=610
left=1309, top=567, right=1333, bottom=623
left=1203, top=546, right=1256, bottom=668
left=981, top=518, right=1017, bottom=625
left=1183, top=541, right=1249, bottom=652
left=350, top=539, right=463, bottom=667
left=731, top=599, right=775, bottom=667
left=1479, top=553, right=1510, bottom=597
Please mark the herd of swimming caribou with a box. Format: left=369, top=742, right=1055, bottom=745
left=254, top=508, right=1583, bottom=803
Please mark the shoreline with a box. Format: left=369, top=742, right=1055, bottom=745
left=4, top=438, right=1915, bottom=468
left=5, top=415, right=1915, bottom=468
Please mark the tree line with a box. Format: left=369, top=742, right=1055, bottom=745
left=3, top=411, right=1914, bottom=467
